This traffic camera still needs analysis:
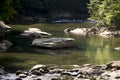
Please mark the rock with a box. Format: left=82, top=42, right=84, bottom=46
left=64, top=27, right=120, bottom=37
left=30, top=64, right=49, bottom=75
left=0, top=21, right=11, bottom=41
left=19, top=74, right=27, bottom=78
left=21, top=28, right=52, bottom=38
left=107, top=61, right=120, bottom=69
left=99, top=31, right=113, bottom=37
left=98, top=70, right=120, bottom=80
left=0, top=68, right=5, bottom=75
left=64, top=28, right=87, bottom=35
left=0, top=40, right=13, bottom=52
left=0, top=21, right=11, bottom=31
left=31, top=64, right=47, bottom=71
left=31, top=38, right=76, bottom=49
left=49, top=69, right=65, bottom=74
left=114, top=47, right=120, bottom=51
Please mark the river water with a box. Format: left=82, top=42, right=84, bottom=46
left=0, top=23, right=120, bottom=71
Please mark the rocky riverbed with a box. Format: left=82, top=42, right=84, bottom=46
left=1, top=61, right=120, bottom=80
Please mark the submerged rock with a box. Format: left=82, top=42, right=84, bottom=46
left=31, top=38, right=76, bottom=49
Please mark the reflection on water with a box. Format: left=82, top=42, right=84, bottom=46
left=0, top=23, right=120, bottom=71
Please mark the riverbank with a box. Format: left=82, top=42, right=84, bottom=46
left=1, top=61, right=120, bottom=80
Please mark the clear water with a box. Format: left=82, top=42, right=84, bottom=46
left=0, top=23, right=120, bottom=71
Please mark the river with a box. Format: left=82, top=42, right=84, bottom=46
left=0, top=23, right=120, bottom=72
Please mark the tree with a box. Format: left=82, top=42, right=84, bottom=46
left=0, top=0, right=15, bottom=22
left=88, top=0, right=120, bottom=29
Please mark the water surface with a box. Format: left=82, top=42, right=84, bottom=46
left=0, top=23, right=120, bottom=71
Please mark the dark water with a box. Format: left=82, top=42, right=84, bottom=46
left=0, top=23, right=120, bottom=71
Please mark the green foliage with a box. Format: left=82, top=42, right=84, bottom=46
left=88, top=0, right=120, bottom=29
left=0, top=0, right=15, bottom=22
left=0, top=0, right=89, bottom=22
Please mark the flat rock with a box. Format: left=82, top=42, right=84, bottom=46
left=21, top=28, right=52, bottom=38
left=31, top=38, right=76, bottom=49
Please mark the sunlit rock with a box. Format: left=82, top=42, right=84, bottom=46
left=30, top=64, right=49, bottom=75
left=21, top=28, right=52, bottom=38
left=0, top=21, right=11, bottom=30
left=114, top=47, right=120, bottom=51
left=0, top=21, right=11, bottom=41
left=31, top=38, right=76, bottom=49
left=64, top=28, right=87, bottom=35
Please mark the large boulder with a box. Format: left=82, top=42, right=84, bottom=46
left=21, top=28, right=52, bottom=38
left=31, top=38, right=76, bottom=49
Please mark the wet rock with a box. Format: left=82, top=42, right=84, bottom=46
left=31, top=38, right=76, bottom=49
left=30, top=64, right=49, bottom=75
left=21, top=28, right=52, bottom=38
left=19, top=74, right=27, bottom=78
left=69, top=28, right=87, bottom=35
left=49, top=69, right=65, bottom=74
left=31, top=70, right=42, bottom=75
left=31, top=64, right=47, bottom=71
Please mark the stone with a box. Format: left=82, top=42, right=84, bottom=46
left=99, top=70, right=120, bottom=80
left=0, top=21, right=11, bottom=41
left=31, top=38, right=76, bottom=49
left=114, top=47, right=120, bottom=51
left=30, top=64, right=49, bottom=75
left=49, top=69, right=65, bottom=74
left=16, top=70, right=23, bottom=75
left=0, top=40, right=13, bottom=52
left=64, top=27, right=120, bottom=37
left=64, top=28, right=87, bottom=35
left=0, top=21, right=11, bottom=31
left=107, top=61, right=120, bottom=69
left=19, top=74, right=27, bottom=78
left=31, top=64, right=47, bottom=71
left=21, top=28, right=52, bottom=38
